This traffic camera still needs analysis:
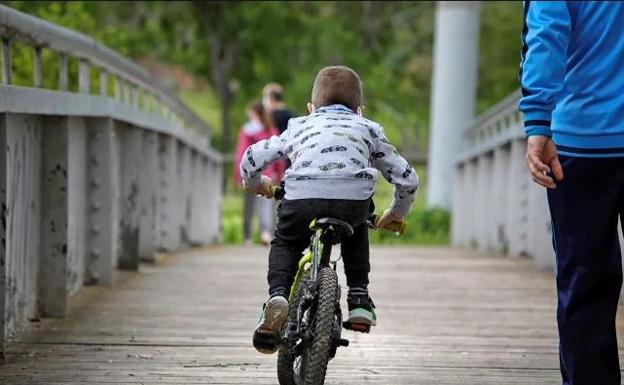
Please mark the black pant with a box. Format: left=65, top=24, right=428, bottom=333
left=547, top=155, right=624, bottom=385
left=268, top=198, right=373, bottom=294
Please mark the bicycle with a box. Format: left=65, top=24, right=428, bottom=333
left=255, top=185, right=406, bottom=385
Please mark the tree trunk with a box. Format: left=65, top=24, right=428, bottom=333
left=217, top=81, right=231, bottom=194
left=362, top=1, right=378, bottom=52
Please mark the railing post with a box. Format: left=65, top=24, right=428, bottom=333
left=86, top=118, right=120, bottom=285
left=528, top=180, right=554, bottom=269
left=158, top=135, right=178, bottom=251
left=1, top=39, right=10, bottom=85
left=33, top=47, right=42, bottom=88
left=178, top=145, right=192, bottom=245
left=0, top=113, right=42, bottom=359
left=492, top=145, right=510, bottom=252
left=210, top=158, right=223, bottom=242
left=39, top=116, right=88, bottom=317
left=58, top=53, right=68, bottom=91
left=464, top=159, right=477, bottom=247
left=99, top=69, right=108, bottom=96
left=0, top=114, right=6, bottom=360
left=139, top=131, right=160, bottom=262
left=118, top=124, right=142, bottom=270
left=475, top=154, right=493, bottom=250
left=78, top=59, right=90, bottom=94
left=113, top=76, right=121, bottom=100
left=506, top=139, right=530, bottom=257
left=451, top=163, right=466, bottom=246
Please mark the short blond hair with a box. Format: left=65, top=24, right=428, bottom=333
left=311, top=66, right=362, bottom=111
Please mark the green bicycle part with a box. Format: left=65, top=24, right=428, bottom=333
left=289, top=251, right=312, bottom=303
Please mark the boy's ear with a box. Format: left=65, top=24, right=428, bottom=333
left=307, top=102, right=315, bottom=114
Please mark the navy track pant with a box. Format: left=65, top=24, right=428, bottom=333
left=547, top=155, right=624, bottom=385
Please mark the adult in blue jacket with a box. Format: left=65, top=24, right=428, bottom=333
left=520, top=2, right=624, bottom=384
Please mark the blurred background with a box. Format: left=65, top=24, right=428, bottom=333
left=3, top=1, right=522, bottom=245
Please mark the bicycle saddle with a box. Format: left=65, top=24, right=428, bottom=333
left=311, top=217, right=354, bottom=245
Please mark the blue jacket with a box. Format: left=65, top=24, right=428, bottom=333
left=519, top=1, right=624, bottom=157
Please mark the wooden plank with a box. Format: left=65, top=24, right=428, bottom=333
left=1, top=246, right=615, bottom=383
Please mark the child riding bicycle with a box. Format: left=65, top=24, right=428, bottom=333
left=239, top=65, right=419, bottom=354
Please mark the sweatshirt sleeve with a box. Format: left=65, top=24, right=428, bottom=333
left=239, top=133, right=287, bottom=189
left=370, top=126, right=419, bottom=217
left=518, top=1, right=571, bottom=137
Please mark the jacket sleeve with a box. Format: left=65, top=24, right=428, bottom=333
left=371, top=126, right=419, bottom=217
left=518, top=1, right=571, bottom=137
left=239, top=133, right=287, bottom=189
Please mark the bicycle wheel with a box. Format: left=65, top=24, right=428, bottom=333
left=302, top=266, right=339, bottom=385
left=277, top=283, right=304, bottom=385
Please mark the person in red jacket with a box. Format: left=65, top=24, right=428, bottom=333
left=234, top=101, right=284, bottom=245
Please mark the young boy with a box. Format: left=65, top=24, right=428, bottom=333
left=240, top=66, right=418, bottom=354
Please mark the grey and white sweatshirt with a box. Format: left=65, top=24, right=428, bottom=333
left=239, top=104, right=419, bottom=217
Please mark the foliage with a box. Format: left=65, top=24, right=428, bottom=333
left=6, top=1, right=522, bottom=151
left=4, top=1, right=524, bottom=244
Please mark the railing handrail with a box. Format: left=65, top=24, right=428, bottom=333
left=465, top=89, right=521, bottom=137
left=0, top=5, right=210, bottom=143
left=456, top=88, right=523, bottom=162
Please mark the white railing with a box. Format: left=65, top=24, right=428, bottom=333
left=0, top=5, right=222, bottom=358
left=452, top=89, right=555, bottom=270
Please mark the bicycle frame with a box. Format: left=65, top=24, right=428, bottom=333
left=288, top=223, right=327, bottom=303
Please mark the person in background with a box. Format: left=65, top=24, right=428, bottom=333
left=262, top=83, right=297, bottom=135
left=234, top=101, right=284, bottom=245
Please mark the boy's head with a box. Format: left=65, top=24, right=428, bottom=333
left=310, top=66, right=363, bottom=113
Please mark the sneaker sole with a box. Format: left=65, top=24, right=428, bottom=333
left=347, top=308, right=376, bottom=326
left=253, top=297, right=289, bottom=354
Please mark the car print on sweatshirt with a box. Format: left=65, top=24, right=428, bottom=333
left=355, top=171, right=374, bottom=180
left=300, top=131, right=321, bottom=145
left=350, top=157, right=366, bottom=169
left=293, top=125, right=314, bottom=139
left=319, top=162, right=346, bottom=172
left=321, top=145, right=348, bottom=153
left=295, top=160, right=313, bottom=171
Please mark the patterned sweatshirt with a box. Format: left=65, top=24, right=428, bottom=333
left=239, top=104, right=419, bottom=217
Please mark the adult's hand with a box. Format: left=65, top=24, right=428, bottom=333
left=525, top=135, right=564, bottom=189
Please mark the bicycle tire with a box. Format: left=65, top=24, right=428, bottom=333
left=302, top=267, right=338, bottom=385
left=277, top=283, right=304, bottom=385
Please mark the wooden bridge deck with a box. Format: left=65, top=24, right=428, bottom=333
left=1, top=245, right=622, bottom=384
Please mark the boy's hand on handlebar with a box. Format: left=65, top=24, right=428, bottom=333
left=244, top=175, right=275, bottom=198
left=376, top=209, right=404, bottom=231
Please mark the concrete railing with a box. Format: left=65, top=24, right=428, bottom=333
left=0, top=5, right=222, bottom=356
left=452, top=89, right=555, bottom=269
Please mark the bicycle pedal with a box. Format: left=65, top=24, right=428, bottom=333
left=253, top=329, right=280, bottom=354
left=342, top=321, right=371, bottom=333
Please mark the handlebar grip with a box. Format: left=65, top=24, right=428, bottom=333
left=369, top=214, right=408, bottom=235
left=271, top=185, right=285, bottom=201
